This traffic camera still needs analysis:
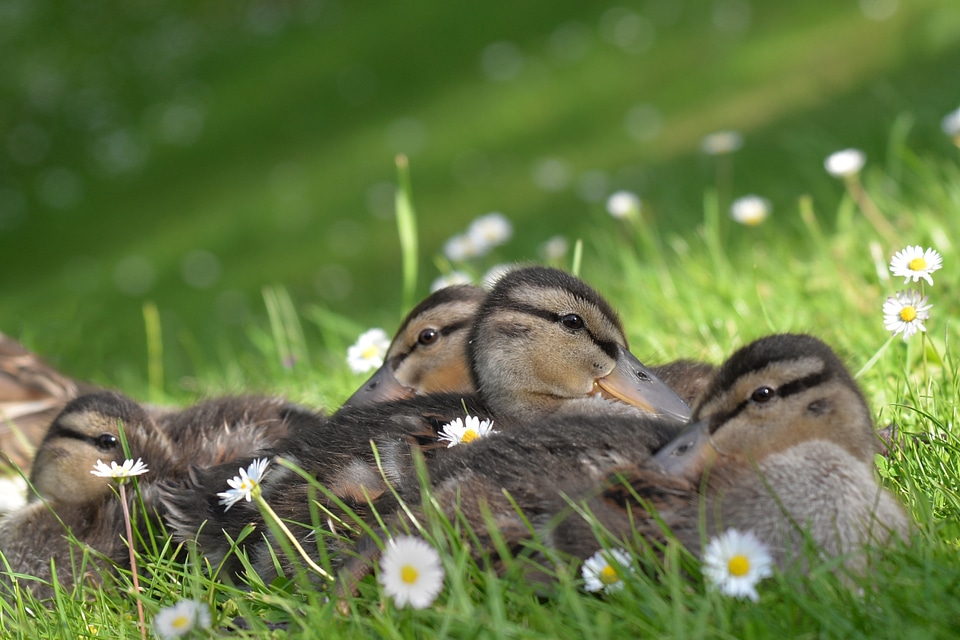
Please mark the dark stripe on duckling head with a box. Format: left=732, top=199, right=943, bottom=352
left=42, top=391, right=150, bottom=441
left=491, top=302, right=622, bottom=361
left=392, top=285, right=486, bottom=339
left=468, top=266, right=625, bottom=362
left=695, top=334, right=850, bottom=416
left=388, top=285, right=485, bottom=369
left=390, top=318, right=473, bottom=369
left=704, top=370, right=831, bottom=435
left=480, top=266, right=623, bottom=331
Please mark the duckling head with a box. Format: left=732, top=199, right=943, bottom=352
left=340, top=285, right=485, bottom=409
left=468, top=266, right=690, bottom=421
left=651, top=333, right=876, bottom=482
left=28, top=391, right=175, bottom=503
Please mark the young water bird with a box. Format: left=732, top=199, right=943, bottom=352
left=521, top=334, right=910, bottom=580
left=0, top=392, right=177, bottom=598
left=162, top=266, right=690, bottom=583
left=1, top=388, right=329, bottom=597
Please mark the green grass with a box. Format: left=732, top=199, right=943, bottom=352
left=2, top=140, right=960, bottom=639
left=2, top=1, right=960, bottom=637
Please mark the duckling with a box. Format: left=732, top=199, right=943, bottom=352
left=0, top=391, right=178, bottom=598
left=26, top=392, right=179, bottom=504
left=530, top=334, right=910, bottom=577
left=0, top=333, right=96, bottom=472
left=340, top=284, right=486, bottom=409
left=2, top=390, right=325, bottom=597
left=162, top=266, right=690, bottom=582
left=465, top=266, right=690, bottom=423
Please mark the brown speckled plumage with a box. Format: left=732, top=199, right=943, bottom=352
left=161, top=267, right=690, bottom=584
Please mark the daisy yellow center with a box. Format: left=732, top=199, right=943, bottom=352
left=461, top=429, right=479, bottom=443
left=908, top=257, right=927, bottom=271
left=727, top=554, right=750, bottom=577
left=171, top=615, right=191, bottom=630
left=400, top=564, right=419, bottom=584
left=900, top=306, right=917, bottom=322
left=362, top=345, right=380, bottom=359
left=599, top=564, right=620, bottom=585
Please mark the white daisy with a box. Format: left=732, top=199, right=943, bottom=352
left=438, top=415, right=497, bottom=447
left=824, top=148, right=866, bottom=178
left=582, top=548, right=634, bottom=594
left=430, top=271, right=472, bottom=293
left=702, top=528, right=773, bottom=602
left=700, top=130, right=744, bottom=155
left=443, top=233, right=487, bottom=262
left=538, top=235, right=569, bottom=261
left=90, top=458, right=149, bottom=483
left=378, top=535, right=445, bottom=609
left=217, top=458, right=270, bottom=511
left=154, top=599, right=211, bottom=639
left=730, top=195, right=771, bottom=226
left=346, top=328, right=390, bottom=374
left=467, top=212, right=513, bottom=248
left=883, top=290, right=932, bottom=341
left=889, top=245, right=943, bottom=286
left=941, top=106, right=960, bottom=140
left=605, top=190, right=641, bottom=219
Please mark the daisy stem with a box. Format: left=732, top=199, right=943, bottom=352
left=920, top=302, right=928, bottom=380
left=254, top=494, right=333, bottom=581
left=118, top=483, right=147, bottom=640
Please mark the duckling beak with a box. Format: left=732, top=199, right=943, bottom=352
left=648, top=419, right=717, bottom=482
left=594, top=347, right=692, bottom=421
left=339, top=361, right=415, bottom=410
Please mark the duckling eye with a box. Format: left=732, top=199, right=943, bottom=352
left=417, top=328, right=439, bottom=346
left=750, top=386, right=776, bottom=404
left=95, top=433, right=119, bottom=450
left=560, top=314, right=584, bottom=330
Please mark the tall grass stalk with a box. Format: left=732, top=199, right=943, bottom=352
left=143, top=301, right=163, bottom=404
left=395, top=153, right=419, bottom=314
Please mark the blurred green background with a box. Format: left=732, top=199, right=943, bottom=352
left=2, top=0, right=959, bottom=394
